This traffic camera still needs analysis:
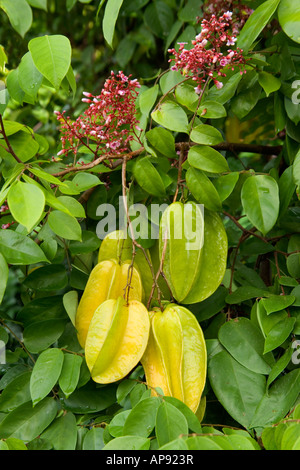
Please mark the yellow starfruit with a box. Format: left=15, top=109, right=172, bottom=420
left=75, top=258, right=142, bottom=348
left=85, top=296, right=150, bottom=384
left=98, top=230, right=170, bottom=304
left=141, top=304, right=207, bottom=412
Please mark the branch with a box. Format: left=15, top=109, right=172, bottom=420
left=52, top=141, right=283, bottom=178
left=0, top=114, right=23, bottom=163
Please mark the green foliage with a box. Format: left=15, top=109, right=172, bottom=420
left=0, top=0, right=299, bottom=452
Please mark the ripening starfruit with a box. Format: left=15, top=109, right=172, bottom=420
left=141, top=304, right=207, bottom=412
left=85, top=296, right=150, bottom=384
left=98, top=230, right=170, bottom=304
left=159, top=202, right=227, bottom=304
left=75, top=259, right=142, bottom=348
left=98, top=230, right=132, bottom=264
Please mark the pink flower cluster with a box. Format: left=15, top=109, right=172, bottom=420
left=202, top=0, right=253, bottom=33
left=0, top=204, right=8, bottom=213
left=168, top=12, right=246, bottom=93
left=54, top=71, right=141, bottom=159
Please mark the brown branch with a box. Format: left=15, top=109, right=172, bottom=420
left=53, top=147, right=144, bottom=177
left=0, top=114, right=23, bottom=163
left=173, top=143, right=185, bottom=203
left=52, top=141, right=283, bottom=178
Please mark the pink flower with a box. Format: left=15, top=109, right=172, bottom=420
left=55, top=71, right=141, bottom=159
left=215, top=81, right=224, bottom=89
left=168, top=12, right=246, bottom=93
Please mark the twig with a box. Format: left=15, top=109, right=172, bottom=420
left=173, top=143, right=185, bottom=203
left=0, top=114, right=23, bottom=163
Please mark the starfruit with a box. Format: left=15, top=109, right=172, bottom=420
left=98, top=230, right=132, bottom=264
left=85, top=296, right=150, bottom=384
left=159, top=202, right=227, bottom=304
left=75, top=259, right=142, bottom=348
left=141, top=304, right=207, bottom=412
left=98, top=230, right=170, bottom=304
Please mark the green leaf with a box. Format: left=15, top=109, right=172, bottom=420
left=0, top=371, right=31, bottom=413
left=102, top=0, right=124, bottom=48
left=151, top=101, right=189, bottom=133
left=63, top=291, right=78, bottom=326
left=281, top=424, right=300, bottom=450
left=72, top=172, right=101, bottom=192
left=23, top=264, right=68, bottom=291
left=0, top=130, right=39, bottom=162
left=0, top=253, right=8, bottom=305
left=57, top=196, right=85, bottom=218
left=82, top=427, right=105, bottom=450
left=163, top=397, right=202, bottom=433
left=264, top=317, right=296, bottom=353
left=7, top=182, right=45, bottom=232
left=30, top=348, right=64, bottom=406
left=186, top=435, right=226, bottom=450
left=197, top=100, right=227, bottom=119
left=188, top=145, right=229, bottom=173
left=59, top=353, right=82, bottom=398
left=0, top=440, right=9, bottom=450
left=27, top=0, right=47, bottom=9
left=186, top=167, right=222, bottom=211
left=231, top=81, right=262, bottom=119
left=17, top=295, right=67, bottom=326
left=146, top=127, right=175, bottom=158
left=218, top=317, right=272, bottom=375
left=237, top=0, right=281, bottom=53
left=155, top=401, right=189, bottom=447
left=139, top=85, right=159, bottom=116
left=250, top=370, right=300, bottom=428
left=287, top=235, right=300, bottom=278
left=116, top=379, right=136, bottom=404
left=293, top=149, right=300, bottom=188
left=18, top=52, right=43, bottom=99
left=133, top=157, right=166, bottom=197
left=174, top=83, right=199, bottom=111
left=48, top=210, right=82, bottom=241
left=258, top=72, right=281, bottom=97
left=144, top=1, right=174, bottom=39
left=0, top=398, right=58, bottom=441
left=108, top=410, right=131, bottom=437
left=285, top=97, right=300, bottom=126
left=62, top=383, right=117, bottom=414
left=0, top=229, right=48, bottom=265
left=190, top=124, right=223, bottom=146
left=261, top=295, right=296, bottom=314
left=213, top=172, right=239, bottom=202
left=278, top=0, right=300, bottom=44
left=40, top=412, right=77, bottom=450
left=266, top=347, right=294, bottom=390
left=0, top=0, right=32, bottom=37
left=159, top=438, right=188, bottom=450
left=207, top=72, right=243, bottom=105
left=226, top=286, right=270, bottom=304
left=29, top=166, right=67, bottom=187
left=5, top=438, right=28, bottom=450
left=103, top=435, right=150, bottom=450
left=279, top=166, right=296, bottom=217
left=23, top=320, right=68, bottom=354
left=241, top=175, right=279, bottom=235
left=208, top=350, right=266, bottom=428
left=159, top=70, right=183, bottom=95
left=123, top=397, right=160, bottom=438
left=28, top=35, right=72, bottom=89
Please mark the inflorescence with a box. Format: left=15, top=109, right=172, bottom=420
left=168, top=11, right=246, bottom=93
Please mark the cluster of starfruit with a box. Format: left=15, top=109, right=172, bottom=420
left=75, top=202, right=227, bottom=412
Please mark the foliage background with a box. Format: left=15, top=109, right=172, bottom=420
left=0, top=0, right=299, bottom=451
